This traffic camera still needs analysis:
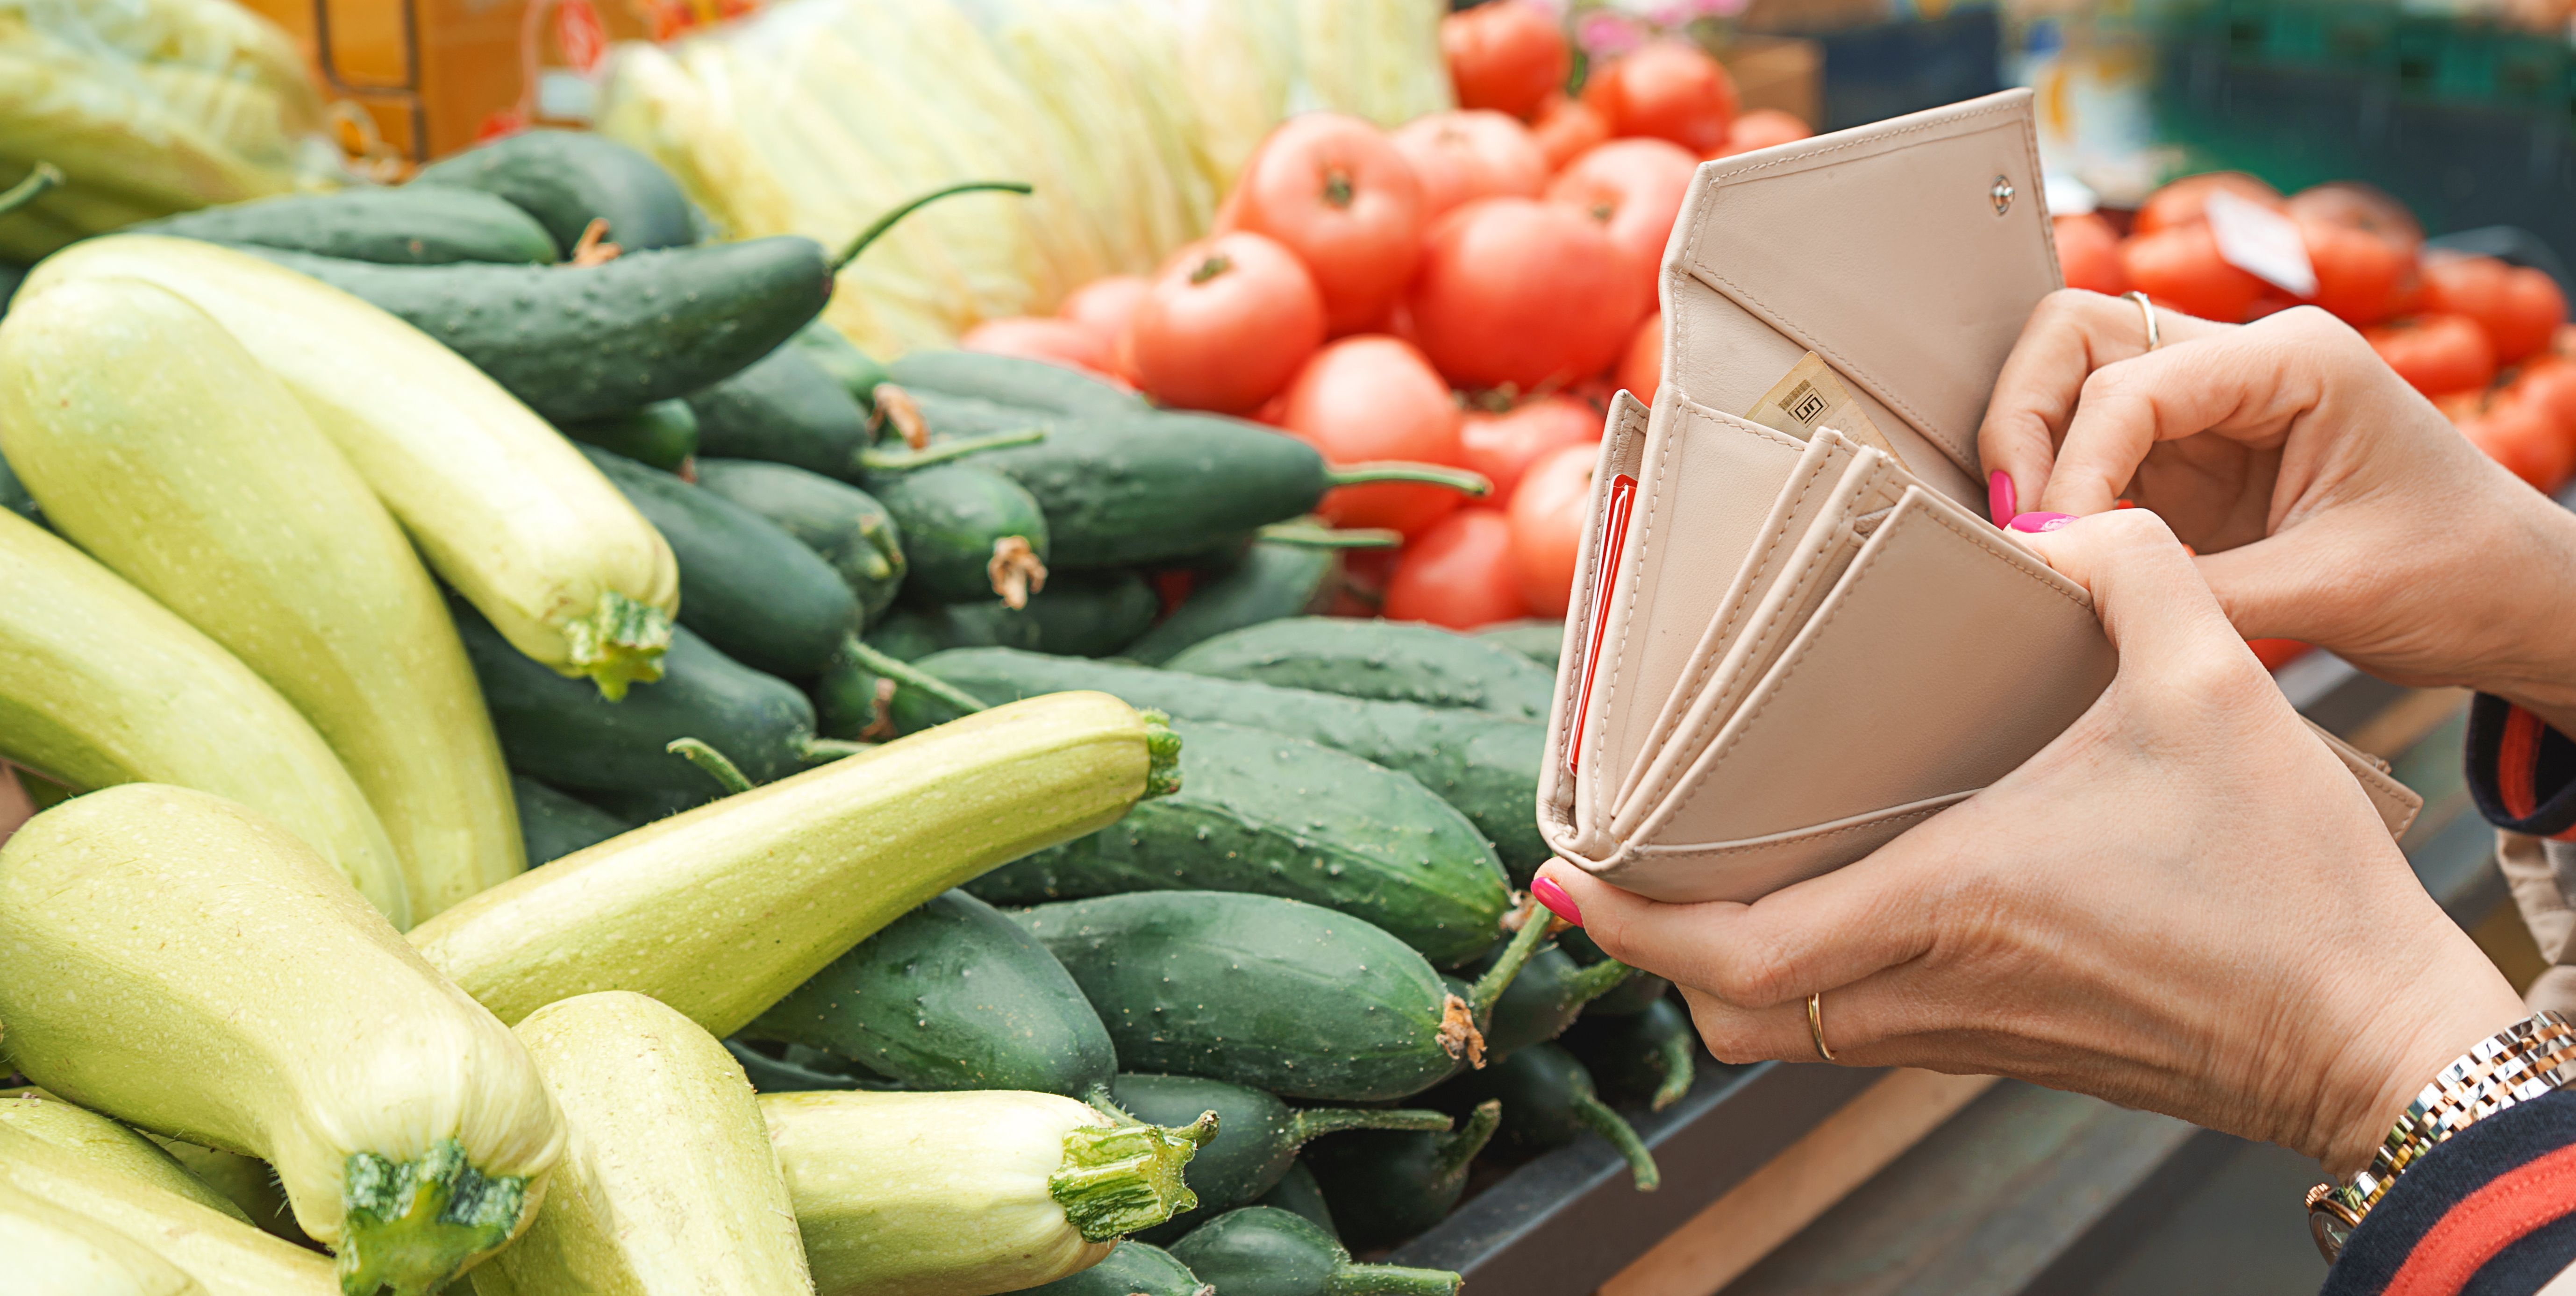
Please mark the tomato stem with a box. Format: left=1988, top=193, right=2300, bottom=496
left=1324, top=167, right=1356, bottom=209
left=1189, top=253, right=1234, bottom=285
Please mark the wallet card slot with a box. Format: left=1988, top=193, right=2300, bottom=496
left=1539, top=392, right=1652, bottom=856
left=1593, top=793, right=1972, bottom=905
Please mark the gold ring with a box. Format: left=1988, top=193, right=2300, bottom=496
left=2124, top=290, right=2160, bottom=352
left=1807, top=991, right=1835, bottom=1062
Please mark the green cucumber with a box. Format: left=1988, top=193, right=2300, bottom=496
left=1252, top=1162, right=1338, bottom=1240
left=239, top=240, right=832, bottom=423
left=1027, top=570, right=1160, bottom=657
left=0, top=444, right=37, bottom=525
left=789, top=320, right=888, bottom=409
left=1477, top=619, right=1565, bottom=669
left=511, top=776, right=635, bottom=867
left=1124, top=543, right=1341, bottom=665
left=722, top=1040, right=891, bottom=1093
left=968, top=721, right=1511, bottom=968
left=558, top=400, right=698, bottom=472
left=1563, top=929, right=1671, bottom=1016
left=132, top=187, right=558, bottom=264
left=906, top=388, right=1057, bottom=437
left=0, top=263, right=23, bottom=318
left=412, top=129, right=696, bottom=254
left=1169, top=1208, right=1459, bottom=1296
left=455, top=600, right=821, bottom=794
left=1165, top=618, right=1556, bottom=720
left=892, top=650, right=1551, bottom=879
left=581, top=445, right=859, bottom=679
left=866, top=463, right=1049, bottom=604
left=886, top=349, right=1145, bottom=418
left=1474, top=945, right=1641, bottom=1060
left=1010, top=1240, right=1205, bottom=1296
left=687, top=347, right=872, bottom=479
left=1302, top=1100, right=1499, bottom=1251
left=692, top=458, right=907, bottom=624
left=811, top=570, right=1153, bottom=689
left=1110, top=1074, right=1449, bottom=1243
left=742, top=889, right=1118, bottom=1103
left=1433, top=1043, right=1657, bottom=1191
left=1016, top=891, right=1553, bottom=1103
left=814, top=611, right=1034, bottom=742
left=1564, top=997, right=1698, bottom=1113
left=580, top=784, right=719, bottom=825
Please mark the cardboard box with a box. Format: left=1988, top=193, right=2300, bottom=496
left=1721, top=33, right=1825, bottom=127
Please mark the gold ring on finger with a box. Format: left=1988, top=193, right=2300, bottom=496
left=2124, top=289, right=2160, bottom=352
left=1807, top=991, right=1836, bottom=1063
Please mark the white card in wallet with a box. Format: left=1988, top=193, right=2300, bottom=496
left=1535, top=91, right=2422, bottom=905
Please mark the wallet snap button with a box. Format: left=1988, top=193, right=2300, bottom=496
left=1990, top=175, right=2015, bottom=215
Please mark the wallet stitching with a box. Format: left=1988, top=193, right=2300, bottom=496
left=1554, top=401, right=1653, bottom=823
left=1626, top=799, right=1955, bottom=860
left=1585, top=394, right=1676, bottom=819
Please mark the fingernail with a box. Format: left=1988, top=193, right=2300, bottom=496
left=1987, top=471, right=2015, bottom=526
left=2007, top=511, right=2078, bottom=534
left=1531, top=876, right=1583, bottom=926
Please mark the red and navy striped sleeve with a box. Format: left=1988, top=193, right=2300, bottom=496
left=2468, top=695, right=2576, bottom=841
left=2322, top=1089, right=2576, bottom=1296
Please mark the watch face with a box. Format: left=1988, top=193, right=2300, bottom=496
left=2311, top=1208, right=2354, bottom=1261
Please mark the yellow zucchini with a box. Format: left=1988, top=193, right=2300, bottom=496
left=409, top=691, right=1179, bottom=1034
left=0, top=1178, right=209, bottom=1296
left=0, top=1088, right=250, bottom=1225
left=468, top=992, right=813, bottom=1296
left=0, top=507, right=410, bottom=924
left=0, top=1124, right=335, bottom=1296
left=0, top=277, right=523, bottom=921
left=19, top=236, right=679, bottom=698
left=763, top=1090, right=1214, bottom=1296
left=0, top=786, right=564, bottom=1296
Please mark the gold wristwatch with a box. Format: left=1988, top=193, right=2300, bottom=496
left=2306, top=1010, right=2576, bottom=1261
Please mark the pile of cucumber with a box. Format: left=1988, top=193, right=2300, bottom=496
left=0, top=130, right=1703, bottom=1296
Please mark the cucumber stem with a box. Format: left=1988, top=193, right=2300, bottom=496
left=338, top=1139, right=530, bottom=1296
left=1650, top=1032, right=1696, bottom=1113
left=1324, top=462, right=1492, bottom=497
left=1141, top=710, right=1183, bottom=801
left=1048, top=1111, right=1220, bottom=1243
left=1256, top=522, right=1403, bottom=550
left=1329, top=1262, right=1465, bottom=1296
left=1568, top=1090, right=1661, bottom=1192
left=559, top=591, right=673, bottom=701
left=1434, top=1100, right=1504, bottom=1179
left=1566, top=957, right=1642, bottom=1012
left=842, top=637, right=991, bottom=716
left=855, top=426, right=1047, bottom=471
left=0, top=163, right=62, bottom=219
left=667, top=738, right=755, bottom=795
left=833, top=181, right=1035, bottom=271
left=799, top=737, right=873, bottom=762
left=1287, top=1106, right=1451, bottom=1147
left=1464, top=897, right=1560, bottom=1030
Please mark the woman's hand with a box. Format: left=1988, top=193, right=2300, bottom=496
left=1978, top=291, right=2576, bottom=733
left=1535, top=509, right=2526, bottom=1176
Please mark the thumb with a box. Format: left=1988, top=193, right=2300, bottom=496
left=2012, top=509, right=2252, bottom=669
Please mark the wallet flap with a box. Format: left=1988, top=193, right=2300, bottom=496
left=1662, top=88, right=2061, bottom=489
left=2304, top=719, right=2425, bottom=839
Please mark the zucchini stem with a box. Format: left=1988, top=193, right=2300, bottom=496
left=667, top=738, right=755, bottom=795
left=834, top=181, right=1035, bottom=271
left=1650, top=1032, right=1697, bottom=1113
left=1568, top=1090, right=1661, bottom=1192
left=338, top=1139, right=531, bottom=1296
left=0, top=163, right=62, bottom=219
left=856, top=426, right=1047, bottom=471
left=1434, top=1100, right=1504, bottom=1179
left=558, top=591, right=673, bottom=701
left=1141, top=710, right=1183, bottom=800
left=799, top=737, right=872, bottom=762
left=1565, top=957, right=1642, bottom=1012
left=1287, top=1107, right=1451, bottom=1146
left=1325, top=462, right=1491, bottom=497
left=841, top=637, right=991, bottom=716
left=1256, top=522, right=1403, bottom=550
left=1464, top=896, right=1559, bottom=1028
left=1330, top=1262, right=1466, bottom=1296
left=1048, top=1111, right=1220, bottom=1242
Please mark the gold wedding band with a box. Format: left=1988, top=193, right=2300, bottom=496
left=1807, top=991, right=1836, bottom=1062
left=2124, top=289, right=2161, bottom=352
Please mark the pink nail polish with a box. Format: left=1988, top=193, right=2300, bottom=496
left=1531, top=877, right=1583, bottom=926
left=2007, top=511, right=2077, bottom=534
left=1987, top=471, right=2015, bottom=527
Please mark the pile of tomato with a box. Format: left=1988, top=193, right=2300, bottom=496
left=956, top=0, right=1811, bottom=629
left=2060, top=171, right=2576, bottom=491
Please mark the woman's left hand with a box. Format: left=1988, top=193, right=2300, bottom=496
left=1536, top=508, right=2526, bottom=1177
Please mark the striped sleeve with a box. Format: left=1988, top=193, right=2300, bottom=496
left=2469, top=696, right=2576, bottom=840
left=2324, top=1089, right=2576, bottom=1296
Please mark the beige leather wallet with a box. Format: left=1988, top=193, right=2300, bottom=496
left=1537, top=91, right=2421, bottom=905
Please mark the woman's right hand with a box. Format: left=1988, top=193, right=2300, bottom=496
left=1978, top=292, right=2576, bottom=732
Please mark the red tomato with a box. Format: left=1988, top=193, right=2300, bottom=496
left=1530, top=92, right=1612, bottom=171
left=2298, top=219, right=2413, bottom=327
left=2462, top=395, right=2575, bottom=490
left=1460, top=395, right=1600, bottom=507
left=2121, top=224, right=2266, bottom=323
left=2132, top=171, right=2285, bottom=237
left=1385, top=510, right=1533, bottom=629
left=1057, top=275, right=1151, bottom=342
left=2247, top=638, right=2313, bottom=671
left=1221, top=114, right=1426, bottom=335
left=1616, top=311, right=1662, bottom=403
left=2508, top=356, right=2576, bottom=440
left=2052, top=213, right=2128, bottom=297
left=1709, top=107, right=1812, bottom=157
left=1507, top=442, right=1598, bottom=615
left=2287, top=182, right=2423, bottom=250
left=2420, top=255, right=2567, bottom=364
left=2366, top=314, right=2498, bottom=396
left=1580, top=41, right=1738, bottom=155
left=1391, top=110, right=1549, bottom=220
left=1279, top=335, right=1470, bottom=537
left=1127, top=232, right=1326, bottom=413
left=960, top=316, right=1116, bottom=376
left=1408, top=197, right=1643, bottom=392
left=1441, top=0, right=1570, bottom=121
left=1545, top=137, right=1697, bottom=306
